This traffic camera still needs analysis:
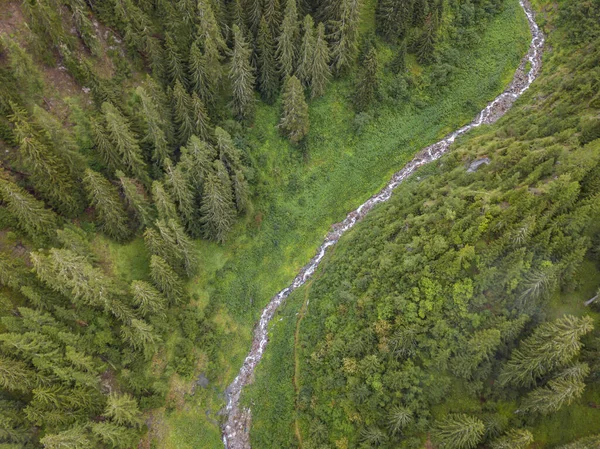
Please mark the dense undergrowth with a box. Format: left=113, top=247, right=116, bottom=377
left=246, top=1, right=600, bottom=448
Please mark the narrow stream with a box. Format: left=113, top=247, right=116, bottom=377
left=222, top=2, right=544, bottom=447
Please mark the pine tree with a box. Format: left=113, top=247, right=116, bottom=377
left=279, top=75, right=310, bottom=143
left=135, top=85, right=171, bottom=166
left=490, top=429, right=534, bottom=449
left=0, top=178, right=57, bottom=239
left=200, top=160, right=236, bottom=242
left=164, top=32, right=188, bottom=86
left=191, top=92, right=211, bottom=141
left=172, top=80, right=195, bottom=146
left=500, top=315, right=594, bottom=387
left=180, top=136, right=217, bottom=188
left=276, top=0, right=299, bottom=78
left=149, top=255, right=185, bottom=303
left=103, top=392, right=143, bottom=428
left=214, top=127, right=242, bottom=171
left=310, top=22, right=331, bottom=98
left=83, top=169, right=130, bottom=240
left=432, top=414, right=485, bottom=449
left=197, top=0, right=227, bottom=53
left=256, top=17, right=279, bottom=104
left=296, top=15, right=316, bottom=87
left=151, top=180, right=178, bottom=222
left=229, top=25, right=256, bottom=121
left=101, top=102, right=149, bottom=184
left=263, top=0, right=282, bottom=34
left=451, top=329, right=502, bottom=379
left=330, top=0, right=361, bottom=74
left=354, top=47, right=378, bottom=112
left=558, top=435, right=600, bottom=449
left=130, top=280, right=167, bottom=317
left=116, top=170, right=155, bottom=229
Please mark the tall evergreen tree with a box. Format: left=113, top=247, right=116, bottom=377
left=432, top=414, right=485, bottom=449
left=135, top=85, right=171, bottom=166
left=191, top=92, right=212, bottom=141
left=171, top=80, right=195, bottom=146
left=490, top=429, right=534, bottom=449
left=296, top=15, right=316, bottom=87
left=499, top=315, right=594, bottom=387
left=101, top=102, right=149, bottom=184
left=354, top=47, right=379, bottom=111
left=149, top=255, right=185, bottom=303
left=164, top=32, right=188, bottom=86
left=229, top=25, right=256, bottom=121
left=390, top=39, right=407, bottom=74
left=83, top=169, right=131, bottom=241
left=103, top=393, right=143, bottom=428
left=309, top=22, right=331, bottom=98
left=256, top=17, right=279, bottom=104
left=330, top=0, right=361, bottom=74
left=8, top=103, right=82, bottom=215
left=116, top=170, right=155, bottom=229
left=130, top=280, right=167, bottom=317
left=151, top=180, right=178, bottom=222
left=189, top=40, right=216, bottom=106
left=0, top=178, right=57, bottom=240
left=276, top=0, right=299, bottom=78
left=417, top=12, right=436, bottom=63
left=164, top=159, right=197, bottom=234
left=279, top=75, right=310, bottom=143
left=200, top=160, right=236, bottom=242
left=90, top=116, right=122, bottom=172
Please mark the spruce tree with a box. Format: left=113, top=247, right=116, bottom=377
left=101, top=102, right=149, bottom=184
left=276, top=0, right=299, bottom=78
left=149, top=255, right=185, bottom=303
left=0, top=355, right=35, bottom=393
left=490, top=429, right=534, bottom=449
left=135, top=85, right=171, bottom=166
left=200, top=160, right=236, bottom=242
left=83, top=169, right=131, bottom=241
left=151, top=180, right=178, bottom=222
left=103, top=393, right=143, bottom=428
left=499, top=315, right=594, bottom=387
left=330, top=0, right=361, bottom=74
left=191, top=92, right=211, bottom=141
left=432, top=414, right=485, bottom=449
left=354, top=46, right=378, bottom=112
left=172, top=80, right=195, bottom=146
left=116, top=170, right=155, bottom=229
left=90, top=116, right=122, bottom=172
left=121, top=318, right=160, bottom=355
left=130, top=280, right=167, bottom=317
left=296, top=15, right=316, bottom=87
left=229, top=25, right=256, bottom=121
left=310, top=22, right=331, bottom=98
left=164, top=32, right=188, bottom=86
left=189, top=40, right=216, bottom=106
left=0, top=178, right=57, bottom=240
left=390, top=39, right=407, bottom=75
left=256, top=17, right=279, bottom=104
left=91, top=422, right=138, bottom=448
left=39, top=426, right=92, bottom=449
left=279, top=75, right=310, bottom=143
left=262, top=0, right=281, bottom=34
left=417, top=13, right=436, bottom=64
left=165, top=159, right=197, bottom=235
left=8, top=103, right=82, bottom=215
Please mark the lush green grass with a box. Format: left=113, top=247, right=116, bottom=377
left=101, top=0, right=530, bottom=446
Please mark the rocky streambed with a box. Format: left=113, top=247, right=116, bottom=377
left=222, top=1, right=544, bottom=448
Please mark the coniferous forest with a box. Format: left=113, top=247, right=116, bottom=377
left=0, top=0, right=598, bottom=447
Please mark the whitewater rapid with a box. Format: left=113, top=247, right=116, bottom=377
left=222, top=1, right=544, bottom=447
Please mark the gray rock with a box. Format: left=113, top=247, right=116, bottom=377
left=467, top=157, right=491, bottom=173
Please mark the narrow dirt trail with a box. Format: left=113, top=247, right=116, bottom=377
left=222, top=2, right=544, bottom=448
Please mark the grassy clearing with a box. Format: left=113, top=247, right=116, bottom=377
left=102, top=0, right=530, bottom=446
